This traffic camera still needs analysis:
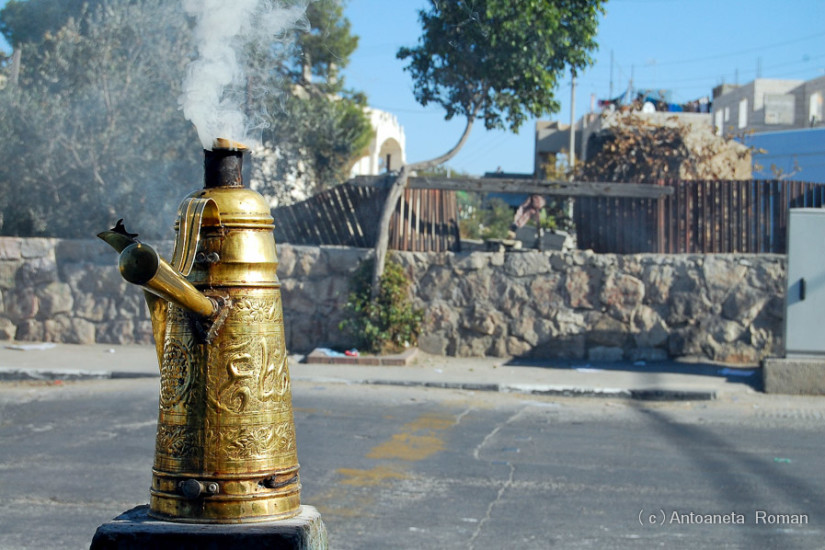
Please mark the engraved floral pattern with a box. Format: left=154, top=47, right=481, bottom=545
left=159, top=338, right=193, bottom=409
left=156, top=424, right=199, bottom=459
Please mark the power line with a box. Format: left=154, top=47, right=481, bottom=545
left=635, top=31, right=825, bottom=67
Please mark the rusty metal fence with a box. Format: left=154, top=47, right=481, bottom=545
left=575, top=179, right=825, bottom=254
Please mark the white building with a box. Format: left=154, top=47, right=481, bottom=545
left=349, top=108, right=406, bottom=176
left=711, top=76, right=825, bottom=136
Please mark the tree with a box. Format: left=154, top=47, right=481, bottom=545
left=0, top=0, right=198, bottom=239
left=0, top=0, right=106, bottom=47
left=244, top=0, right=374, bottom=205
left=370, top=0, right=605, bottom=295
left=0, top=0, right=372, bottom=236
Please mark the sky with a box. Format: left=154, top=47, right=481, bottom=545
left=0, top=0, right=823, bottom=177
left=343, top=0, right=825, bottom=176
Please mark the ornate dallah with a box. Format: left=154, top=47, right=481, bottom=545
left=99, top=140, right=300, bottom=523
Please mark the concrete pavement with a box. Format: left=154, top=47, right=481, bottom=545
left=0, top=342, right=762, bottom=401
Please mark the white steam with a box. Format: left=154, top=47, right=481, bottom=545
left=180, top=0, right=307, bottom=149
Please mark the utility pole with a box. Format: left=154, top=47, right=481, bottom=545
left=566, top=71, right=577, bottom=231
left=628, top=65, right=635, bottom=102
left=569, top=72, right=576, bottom=171
left=9, top=47, right=21, bottom=87
left=609, top=49, right=614, bottom=99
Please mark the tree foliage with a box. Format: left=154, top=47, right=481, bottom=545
left=253, top=0, right=373, bottom=205
left=338, top=256, right=423, bottom=354
left=0, top=0, right=372, bottom=237
left=0, top=0, right=196, bottom=238
left=398, top=0, right=605, bottom=132
left=0, top=0, right=106, bottom=47
left=297, top=0, right=359, bottom=84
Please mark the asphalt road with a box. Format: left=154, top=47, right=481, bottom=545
left=1, top=379, right=824, bottom=549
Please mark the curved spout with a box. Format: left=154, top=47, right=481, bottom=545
left=119, top=243, right=217, bottom=318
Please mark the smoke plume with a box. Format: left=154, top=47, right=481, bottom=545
left=180, top=0, right=307, bottom=150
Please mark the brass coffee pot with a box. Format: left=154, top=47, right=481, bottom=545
left=99, top=141, right=300, bottom=523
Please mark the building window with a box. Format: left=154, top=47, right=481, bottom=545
left=738, top=98, right=748, bottom=129
left=724, top=106, right=730, bottom=122
left=811, top=92, right=823, bottom=125
left=714, top=110, right=724, bottom=135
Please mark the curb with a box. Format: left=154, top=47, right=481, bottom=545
left=342, top=378, right=718, bottom=401
left=0, top=368, right=158, bottom=382
left=0, top=369, right=717, bottom=401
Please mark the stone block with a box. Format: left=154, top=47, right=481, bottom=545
left=667, top=327, right=703, bottom=357
left=43, top=315, right=96, bottom=344
left=565, top=268, right=595, bottom=309
left=529, top=274, right=564, bottom=316
left=506, top=336, right=533, bottom=357
left=323, top=246, right=368, bottom=275
left=627, top=347, right=669, bottom=362
left=504, top=252, right=551, bottom=277
left=712, top=342, right=760, bottom=365
left=281, top=280, right=316, bottom=316
left=418, top=266, right=453, bottom=302
left=643, top=264, right=674, bottom=304
left=667, top=291, right=710, bottom=325
left=0, top=261, right=21, bottom=290
left=531, top=334, right=585, bottom=359
left=588, top=345, right=624, bottom=362
left=14, top=258, right=58, bottom=287
left=293, top=247, right=325, bottom=278
left=508, top=317, right=538, bottom=346
left=0, top=238, right=22, bottom=260
left=454, top=251, right=489, bottom=272
left=587, top=314, right=629, bottom=348
left=419, top=332, right=449, bottom=356
left=600, top=272, right=644, bottom=322
left=69, top=318, right=97, bottom=345
left=633, top=306, right=669, bottom=348
left=554, top=309, right=586, bottom=336
left=44, top=314, right=72, bottom=343
left=707, top=318, right=745, bottom=344
left=721, top=285, right=768, bottom=325
left=487, top=337, right=509, bottom=357
left=5, top=288, right=38, bottom=322
left=135, top=320, right=155, bottom=346
left=20, top=238, right=57, bottom=259
left=75, top=293, right=111, bottom=322
left=15, top=319, right=44, bottom=341
left=490, top=274, right=528, bottom=314
left=763, top=357, right=825, bottom=395
left=90, top=504, right=327, bottom=550
left=117, top=294, right=144, bottom=318
left=0, top=317, right=16, bottom=340
left=457, top=335, right=492, bottom=357
left=461, top=305, right=504, bottom=336
left=36, top=282, right=74, bottom=317
left=277, top=243, right=296, bottom=278
left=702, top=256, right=747, bottom=303
left=96, top=320, right=135, bottom=345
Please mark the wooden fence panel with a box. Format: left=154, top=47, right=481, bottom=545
left=272, top=182, right=459, bottom=252
left=575, top=180, right=825, bottom=254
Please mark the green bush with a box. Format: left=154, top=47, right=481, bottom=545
left=338, top=257, right=423, bottom=354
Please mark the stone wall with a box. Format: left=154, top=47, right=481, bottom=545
left=0, top=238, right=786, bottom=364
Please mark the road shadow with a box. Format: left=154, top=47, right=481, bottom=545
left=630, top=403, right=825, bottom=549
